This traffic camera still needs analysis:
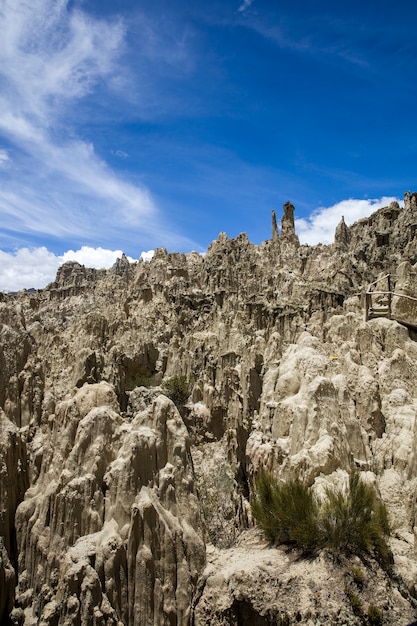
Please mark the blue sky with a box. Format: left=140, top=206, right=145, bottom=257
left=0, top=0, right=416, bottom=290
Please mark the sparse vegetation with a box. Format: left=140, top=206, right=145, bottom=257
left=320, top=472, right=391, bottom=564
left=345, top=575, right=384, bottom=625
left=351, top=565, right=365, bottom=589
left=251, top=473, right=320, bottom=551
left=272, top=611, right=291, bottom=626
left=251, top=471, right=391, bottom=562
left=162, top=375, right=192, bottom=406
left=366, top=604, right=384, bottom=626
left=346, top=587, right=364, bottom=618
left=126, top=372, right=153, bottom=390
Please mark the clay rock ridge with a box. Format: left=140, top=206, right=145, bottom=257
left=0, top=193, right=417, bottom=624
left=11, top=383, right=204, bottom=626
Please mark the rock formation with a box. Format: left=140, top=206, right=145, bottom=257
left=271, top=210, right=279, bottom=244
left=1, top=196, right=417, bottom=624
left=334, top=215, right=350, bottom=247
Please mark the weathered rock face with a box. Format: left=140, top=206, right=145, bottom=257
left=194, top=531, right=416, bottom=626
left=0, top=411, right=28, bottom=620
left=1, top=196, right=417, bottom=624
left=13, top=384, right=204, bottom=625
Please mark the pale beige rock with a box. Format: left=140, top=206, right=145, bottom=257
left=1, top=197, right=417, bottom=623
left=13, top=386, right=204, bottom=625
left=193, top=530, right=415, bottom=626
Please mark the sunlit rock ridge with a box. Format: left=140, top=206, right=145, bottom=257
left=1, top=192, right=417, bottom=625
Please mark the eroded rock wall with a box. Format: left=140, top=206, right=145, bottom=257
left=13, top=385, right=204, bottom=625
left=1, top=197, right=417, bottom=624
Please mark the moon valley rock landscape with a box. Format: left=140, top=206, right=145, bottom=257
left=1, top=193, right=417, bottom=625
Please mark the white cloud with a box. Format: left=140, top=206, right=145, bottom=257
left=0, top=0, right=160, bottom=248
left=0, top=149, right=9, bottom=165
left=140, top=250, right=155, bottom=262
left=0, top=246, right=141, bottom=292
left=0, top=0, right=124, bottom=120
left=113, top=150, right=128, bottom=159
left=61, top=246, right=135, bottom=268
left=0, top=195, right=404, bottom=291
left=238, top=0, right=254, bottom=12
left=0, top=247, right=61, bottom=292
left=295, top=196, right=402, bottom=245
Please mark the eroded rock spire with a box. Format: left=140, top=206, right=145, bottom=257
left=272, top=209, right=279, bottom=243
left=334, top=215, right=350, bottom=247
left=280, top=201, right=299, bottom=247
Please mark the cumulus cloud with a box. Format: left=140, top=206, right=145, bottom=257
left=295, top=196, right=402, bottom=245
left=140, top=250, right=155, bottom=262
left=61, top=246, right=135, bottom=267
left=0, top=0, right=158, bottom=249
left=0, top=247, right=61, bottom=293
left=0, top=246, right=141, bottom=293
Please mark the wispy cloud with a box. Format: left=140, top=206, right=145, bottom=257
left=295, top=197, right=402, bottom=245
left=239, top=12, right=377, bottom=73
left=0, top=149, right=10, bottom=166
left=0, top=0, right=124, bottom=118
left=238, top=0, right=254, bottom=13
left=0, top=0, right=163, bottom=252
left=112, top=149, right=129, bottom=159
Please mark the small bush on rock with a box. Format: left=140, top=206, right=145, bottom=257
left=346, top=588, right=364, bottom=618
left=251, top=471, right=391, bottom=562
left=251, top=473, right=320, bottom=551
left=320, top=472, right=391, bottom=564
left=351, top=566, right=365, bottom=589
left=366, top=604, right=384, bottom=626
left=162, top=375, right=192, bottom=406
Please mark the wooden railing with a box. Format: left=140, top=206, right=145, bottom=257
left=365, top=274, right=417, bottom=326
left=365, top=274, right=392, bottom=321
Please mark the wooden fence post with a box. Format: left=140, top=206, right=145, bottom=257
left=387, top=274, right=392, bottom=320
left=365, top=291, right=370, bottom=321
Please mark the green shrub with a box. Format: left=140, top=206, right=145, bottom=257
left=366, top=604, right=383, bottom=626
left=351, top=566, right=365, bottom=589
left=162, top=375, right=192, bottom=406
left=251, top=471, right=391, bottom=562
left=125, top=372, right=153, bottom=391
left=346, top=588, right=364, bottom=618
left=251, top=473, right=320, bottom=551
left=320, top=472, right=391, bottom=564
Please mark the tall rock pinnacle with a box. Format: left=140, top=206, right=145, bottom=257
left=280, top=201, right=300, bottom=248
left=334, top=215, right=350, bottom=247
left=272, top=210, right=279, bottom=243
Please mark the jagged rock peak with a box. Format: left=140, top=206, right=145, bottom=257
left=55, top=261, right=86, bottom=284
left=53, top=261, right=98, bottom=288
left=334, top=215, right=350, bottom=246
left=404, top=190, right=417, bottom=210
left=112, top=253, right=131, bottom=276
left=48, top=261, right=100, bottom=299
